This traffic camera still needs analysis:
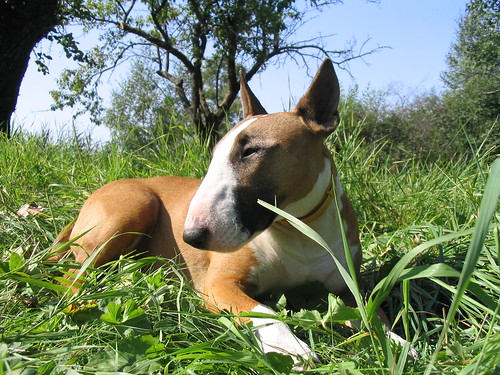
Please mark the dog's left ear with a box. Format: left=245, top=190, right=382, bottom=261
left=294, top=59, right=340, bottom=136
left=239, top=71, right=267, bottom=118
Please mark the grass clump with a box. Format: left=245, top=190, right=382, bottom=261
left=1, top=118, right=499, bottom=374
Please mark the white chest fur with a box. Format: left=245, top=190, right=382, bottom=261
left=248, top=177, right=360, bottom=296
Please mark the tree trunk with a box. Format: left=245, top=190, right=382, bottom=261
left=0, top=0, right=60, bottom=137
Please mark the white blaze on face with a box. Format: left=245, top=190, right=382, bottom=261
left=184, top=118, right=258, bottom=249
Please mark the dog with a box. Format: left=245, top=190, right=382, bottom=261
left=51, top=59, right=411, bottom=367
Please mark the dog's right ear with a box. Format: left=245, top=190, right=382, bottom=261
left=239, top=71, right=267, bottom=118
left=294, top=59, right=340, bottom=137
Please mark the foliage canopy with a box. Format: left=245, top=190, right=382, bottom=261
left=50, top=0, right=381, bottom=141
left=441, top=0, right=499, bottom=152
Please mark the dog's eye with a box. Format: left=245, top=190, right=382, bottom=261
left=241, top=147, right=258, bottom=159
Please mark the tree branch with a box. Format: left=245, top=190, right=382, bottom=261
left=156, top=69, right=191, bottom=110
left=116, top=0, right=136, bottom=23
left=150, top=1, right=172, bottom=52
left=118, top=21, right=194, bottom=72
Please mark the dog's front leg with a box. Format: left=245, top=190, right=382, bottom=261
left=202, top=264, right=318, bottom=368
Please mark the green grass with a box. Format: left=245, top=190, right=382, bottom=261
left=0, top=117, right=499, bottom=374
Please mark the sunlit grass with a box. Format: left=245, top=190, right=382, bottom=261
left=1, top=117, right=498, bottom=374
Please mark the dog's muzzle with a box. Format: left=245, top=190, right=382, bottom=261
left=183, top=226, right=210, bottom=250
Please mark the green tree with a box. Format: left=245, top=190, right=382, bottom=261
left=51, top=0, right=381, bottom=143
left=104, top=60, right=169, bottom=149
left=341, top=86, right=458, bottom=160
left=105, top=58, right=241, bottom=152
left=442, top=0, right=500, bottom=152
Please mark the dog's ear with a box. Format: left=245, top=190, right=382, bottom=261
left=239, top=71, right=267, bottom=118
left=294, top=59, right=340, bottom=136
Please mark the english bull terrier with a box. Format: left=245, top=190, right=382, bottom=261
left=52, top=59, right=410, bottom=367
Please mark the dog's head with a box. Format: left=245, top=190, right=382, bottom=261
left=183, top=59, right=340, bottom=251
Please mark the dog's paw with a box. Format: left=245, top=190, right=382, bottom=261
left=385, top=327, right=419, bottom=359
left=250, top=304, right=319, bottom=369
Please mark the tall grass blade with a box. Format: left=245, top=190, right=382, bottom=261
left=257, top=199, right=389, bottom=367
left=424, top=158, right=500, bottom=375
left=367, top=228, right=475, bottom=315
left=257, top=200, right=362, bottom=316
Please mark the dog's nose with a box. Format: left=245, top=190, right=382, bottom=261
left=183, top=227, right=210, bottom=249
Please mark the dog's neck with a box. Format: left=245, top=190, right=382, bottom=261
left=248, top=151, right=354, bottom=295
left=277, top=149, right=337, bottom=226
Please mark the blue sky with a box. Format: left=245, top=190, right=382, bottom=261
left=13, top=0, right=468, bottom=141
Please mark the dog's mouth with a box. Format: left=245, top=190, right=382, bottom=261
left=182, top=219, right=253, bottom=251
left=183, top=198, right=278, bottom=252
left=183, top=215, right=277, bottom=252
